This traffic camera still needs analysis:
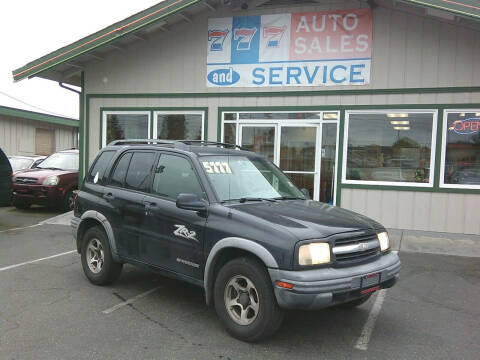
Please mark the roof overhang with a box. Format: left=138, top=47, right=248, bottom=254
left=399, top=0, right=480, bottom=20
left=0, top=106, right=79, bottom=127
left=12, top=0, right=204, bottom=85
left=12, top=0, right=480, bottom=86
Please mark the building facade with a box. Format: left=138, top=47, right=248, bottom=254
left=0, top=106, right=78, bottom=156
left=13, top=0, right=480, bottom=235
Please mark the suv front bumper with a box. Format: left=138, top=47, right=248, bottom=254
left=268, top=252, right=400, bottom=310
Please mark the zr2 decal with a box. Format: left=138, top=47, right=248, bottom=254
left=202, top=161, right=232, bottom=174
left=173, top=225, right=198, bottom=242
left=208, top=29, right=229, bottom=51
left=234, top=27, right=257, bottom=51
left=263, top=25, right=287, bottom=48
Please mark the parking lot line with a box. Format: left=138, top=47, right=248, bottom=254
left=354, top=289, right=387, bottom=351
left=0, top=223, right=42, bottom=234
left=0, top=250, right=76, bottom=272
left=102, top=286, right=162, bottom=314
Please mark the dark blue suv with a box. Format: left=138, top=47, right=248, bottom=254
left=72, top=140, right=400, bottom=341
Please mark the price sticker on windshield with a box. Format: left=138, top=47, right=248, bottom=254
left=202, top=161, right=232, bottom=174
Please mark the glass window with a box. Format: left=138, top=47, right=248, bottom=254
left=110, top=153, right=132, bottom=187
left=105, top=113, right=149, bottom=146
left=345, top=112, right=435, bottom=185
left=125, top=152, right=156, bottom=192
left=224, top=113, right=237, bottom=121
left=87, top=151, right=115, bottom=184
left=223, top=123, right=236, bottom=144
left=152, top=154, right=204, bottom=200
left=156, top=113, right=203, bottom=140
left=443, top=111, right=480, bottom=187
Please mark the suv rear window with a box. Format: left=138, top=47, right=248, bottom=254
left=125, top=152, right=156, bottom=192
left=87, top=151, right=115, bottom=184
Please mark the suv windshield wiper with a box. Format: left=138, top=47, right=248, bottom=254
left=238, top=197, right=276, bottom=203
left=273, top=196, right=305, bottom=200
left=38, top=167, right=63, bottom=170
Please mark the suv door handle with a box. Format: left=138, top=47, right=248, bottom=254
left=103, top=193, right=114, bottom=200
left=144, top=201, right=157, bottom=209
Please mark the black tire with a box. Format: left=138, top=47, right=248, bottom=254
left=338, top=294, right=372, bottom=308
left=63, top=190, right=75, bottom=211
left=13, top=198, right=31, bottom=209
left=81, top=226, right=122, bottom=285
left=214, top=257, right=284, bottom=342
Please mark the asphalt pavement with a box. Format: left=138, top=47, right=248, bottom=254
left=0, top=210, right=479, bottom=360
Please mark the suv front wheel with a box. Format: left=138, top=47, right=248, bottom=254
left=81, top=226, right=122, bottom=285
left=214, top=257, right=284, bottom=342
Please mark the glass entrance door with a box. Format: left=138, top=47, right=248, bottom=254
left=239, top=124, right=277, bottom=163
left=278, top=125, right=319, bottom=200
left=225, top=111, right=339, bottom=204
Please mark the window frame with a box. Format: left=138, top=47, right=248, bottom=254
left=342, top=109, right=438, bottom=188
left=440, top=108, right=480, bottom=190
left=101, top=111, right=151, bottom=147
left=153, top=110, right=205, bottom=141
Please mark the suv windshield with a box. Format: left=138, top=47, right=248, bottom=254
left=9, top=157, right=34, bottom=171
left=200, top=155, right=305, bottom=202
left=37, top=152, right=79, bottom=171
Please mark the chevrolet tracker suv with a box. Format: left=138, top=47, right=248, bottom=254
left=72, top=140, right=400, bottom=341
left=12, top=149, right=79, bottom=210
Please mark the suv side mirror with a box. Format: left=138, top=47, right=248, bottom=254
left=176, top=193, right=207, bottom=211
left=300, top=188, right=310, bottom=200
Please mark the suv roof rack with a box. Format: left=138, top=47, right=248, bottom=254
left=107, top=139, right=249, bottom=151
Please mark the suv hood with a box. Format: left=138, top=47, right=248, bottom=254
left=229, top=200, right=383, bottom=241
left=12, top=168, right=75, bottom=182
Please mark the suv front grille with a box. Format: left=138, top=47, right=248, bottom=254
left=15, top=177, right=38, bottom=185
left=332, top=232, right=380, bottom=266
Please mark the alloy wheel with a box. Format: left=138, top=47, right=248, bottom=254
left=86, top=238, right=104, bottom=274
left=224, top=275, right=260, bottom=326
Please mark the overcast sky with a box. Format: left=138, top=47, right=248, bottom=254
left=0, top=0, right=162, bottom=119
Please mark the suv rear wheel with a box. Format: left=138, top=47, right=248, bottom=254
left=214, top=257, right=284, bottom=342
left=81, top=226, right=122, bottom=285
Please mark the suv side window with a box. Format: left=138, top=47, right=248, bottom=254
left=110, top=152, right=132, bottom=187
left=87, top=150, right=115, bottom=184
left=124, top=152, right=156, bottom=192
left=152, top=153, right=204, bottom=200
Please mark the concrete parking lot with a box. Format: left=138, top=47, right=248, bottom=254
left=1, top=210, right=479, bottom=360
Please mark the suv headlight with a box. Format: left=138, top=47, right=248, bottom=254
left=43, top=175, right=59, bottom=186
left=377, top=231, right=390, bottom=252
left=299, top=243, right=331, bottom=265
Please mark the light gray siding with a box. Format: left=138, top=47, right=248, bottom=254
left=84, top=1, right=480, bottom=94
left=0, top=115, right=78, bottom=156
left=341, top=189, right=480, bottom=235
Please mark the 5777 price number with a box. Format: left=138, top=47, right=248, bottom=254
left=202, top=161, right=232, bottom=174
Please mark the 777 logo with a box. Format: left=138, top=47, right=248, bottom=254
left=208, top=29, right=229, bottom=51
left=263, top=25, right=287, bottom=48
left=234, top=27, right=257, bottom=51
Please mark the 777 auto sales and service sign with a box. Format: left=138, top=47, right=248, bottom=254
left=206, top=9, right=372, bottom=88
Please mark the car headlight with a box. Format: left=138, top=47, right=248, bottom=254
left=43, top=175, right=59, bottom=186
left=377, top=231, right=390, bottom=252
left=298, top=242, right=331, bottom=265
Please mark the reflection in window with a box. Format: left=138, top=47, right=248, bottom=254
left=106, top=114, right=149, bottom=145
left=346, top=112, right=434, bottom=184
left=157, top=113, right=203, bottom=140
left=152, top=154, right=204, bottom=199
left=443, top=111, right=480, bottom=186
left=224, top=123, right=236, bottom=145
